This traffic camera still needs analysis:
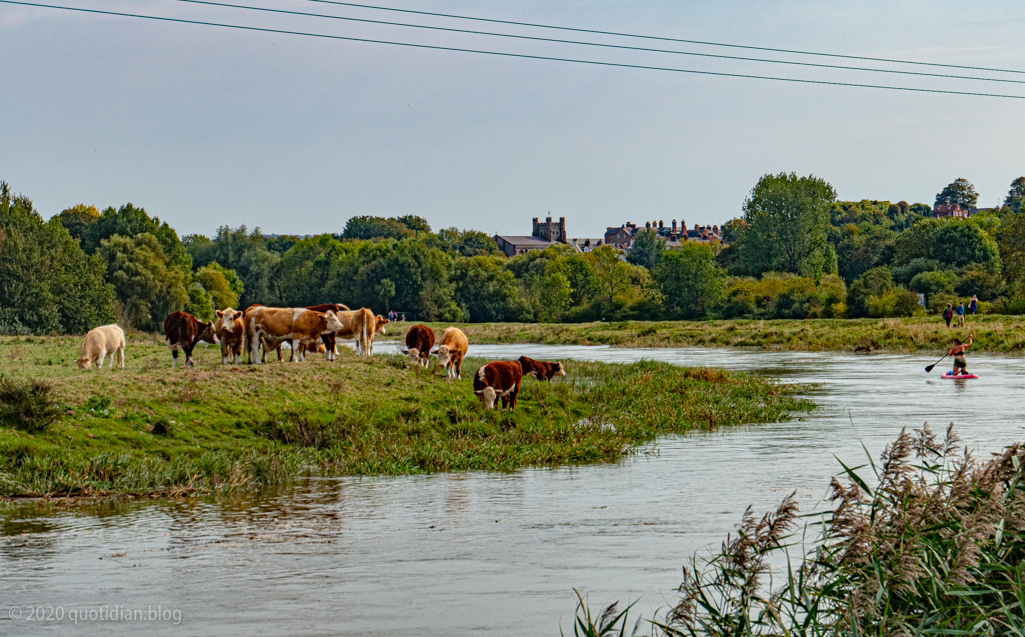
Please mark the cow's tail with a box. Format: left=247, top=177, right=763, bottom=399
left=359, top=308, right=370, bottom=356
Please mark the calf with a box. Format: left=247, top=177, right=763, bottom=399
left=245, top=306, right=344, bottom=363
left=76, top=324, right=125, bottom=370
left=473, top=361, right=523, bottom=410
left=518, top=356, right=566, bottom=381
left=214, top=307, right=245, bottom=365
left=164, top=311, right=217, bottom=368
left=432, top=327, right=468, bottom=380
left=401, top=324, right=435, bottom=367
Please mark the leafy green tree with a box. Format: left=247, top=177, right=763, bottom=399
left=395, top=215, right=432, bottom=235
left=587, top=245, right=633, bottom=307
left=270, top=235, right=350, bottom=307
left=626, top=228, right=665, bottom=269
left=931, top=221, right=999, bottom=270
left=183, top=233, right=217, bottom=268
left=57, top=204, right=99, bottom=242
left=437, top=228, right=499, bottom=256
left=935, top=178, right=979, bottom=209
left=0, top=183, right=114, bottom=334
left=737, top=172, right=836, bottom=276
left=998, top=213, right=1025, bottom=284
left=654, top=243, right=727, bottom=319
left=264, top=234, right=301, bottom=255
left=98, top=233, right=189, bottom=329
left=450, top=256, right=528, bottom=322
left=195, top=263, right=242, bottom=310
left=341, top=216, right=414, bottom=241
left=200, top=226, right=278, bottom=307
left=83, top=203, right=192, bottom=276
left=185, top=284, right=214, bottom=321
left=909, top=270, right=957, bottom=297
left=1005, top=176, right=1025, bottom=212
left=846, top=266, right=895, bottom=318
left=324, top=238, right=459, bottom=320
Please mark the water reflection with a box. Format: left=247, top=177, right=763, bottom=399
left=2, top=345, right=1024, bottom=636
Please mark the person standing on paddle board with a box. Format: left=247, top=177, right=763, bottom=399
left=949, top=334, right=973, bottom=377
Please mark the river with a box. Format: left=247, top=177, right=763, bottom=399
left=2, top=345, right=1022, bottom=635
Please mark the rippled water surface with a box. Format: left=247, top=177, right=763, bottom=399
left=3, top=345, right=1024, bottom=635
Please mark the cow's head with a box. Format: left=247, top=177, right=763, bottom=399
left=375, top=315, right=390, bottom=335
left=216, top=308, right=241, bottom=332
left=403, top=347, right=420, bottom=364
left=476, top=386, right=497, bottom=409
left=199, top=321, right=219, bottom=345
left=435, top=344, right=452, bottom=366
left=323, top=310, right=344, bottom=333
left=554, top=362, right=566, bottom=377
left=75, top=356, right=92, bottom=370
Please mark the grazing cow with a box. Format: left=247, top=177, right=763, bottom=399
left=164, top=311, right=218, bottom=368
left=76, top=324, right=125, bottom=370
left=213, top=307, right=245, bottom=365
left=245, top=306, right=345, bottom=363
left=473, top=360, right=523, bottom=410
left=401, top=324, right=435, bottom=367
left=432, top=327, right=468, bottom=380
left=517, top=356, right=566, bottom=381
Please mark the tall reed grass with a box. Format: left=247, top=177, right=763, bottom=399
left=570, top=424, right=1025, bottom=635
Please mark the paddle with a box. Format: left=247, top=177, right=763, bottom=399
left=925, top=354, right=947, bottom=373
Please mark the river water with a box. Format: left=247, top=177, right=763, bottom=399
left=2, top=345, right=1023, bottom=635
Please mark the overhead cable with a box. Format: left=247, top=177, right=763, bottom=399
left=2, top=1, right=1024, bottom=99
left=166, top=0, right=1025, bottom=85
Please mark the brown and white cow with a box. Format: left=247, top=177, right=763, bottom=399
left=164, top=311, right=218, bottom=368
left=357, top=311, right=390, bottom=356
left=473, top=360, right=523, bottom=410
left=76, top=324, right=125, bottom=370
left=432, top=327, right=468, bottom=380
left=401, top=324, right=435, bottom=367
left=245, top=307, right=344, bottom=363
left=518, top=356, right=566, bottom=381
left=213, top=307, right=245, bottom=365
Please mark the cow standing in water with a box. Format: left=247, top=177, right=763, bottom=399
left=473, top=361, right=523, bottom=410
left=401, top=324, right=435, bottom=367
left=164, top=311, right=218, bottom=368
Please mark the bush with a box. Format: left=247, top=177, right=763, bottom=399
left=0, top=377, right=62, bottom=432
left=866, top=287, right=922, bottom=317
left=721, top=273, right=845, bottom=319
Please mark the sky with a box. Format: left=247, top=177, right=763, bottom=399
left=1, top=0, right=1024, bottom=239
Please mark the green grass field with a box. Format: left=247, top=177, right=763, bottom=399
left=0, top=334, right=808, bottom=498
left=408, top=315, right=1025, bottom=353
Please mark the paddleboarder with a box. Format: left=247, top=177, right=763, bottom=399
left=949, top=334, right=973, bottom=377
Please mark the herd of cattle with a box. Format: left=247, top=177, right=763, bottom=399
left=74, top=304, right=565, bottom=410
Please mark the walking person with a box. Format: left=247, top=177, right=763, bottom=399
left=969, top=294, right=978, bottom=315
left=942, top=303, right=953, bottom=328
left=955, top=301, right=966, bottom=327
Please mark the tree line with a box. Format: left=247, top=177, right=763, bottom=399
left=1, top=174, right=1024, bottom=334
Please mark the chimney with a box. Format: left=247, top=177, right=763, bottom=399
left=659, top=220, right=664, bottom=229
left=672, top=219, right=677, bottom=233
left=559, top=216, right=566, bottom=242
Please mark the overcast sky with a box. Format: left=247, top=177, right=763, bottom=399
left=1, top=1, right=1024, bottom=239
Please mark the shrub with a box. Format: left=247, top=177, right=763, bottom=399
left=0, top=377, right=62, bottom=432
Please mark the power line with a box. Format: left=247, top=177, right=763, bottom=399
left=3, top=0, right=1024, bottom=99
left=166, top=0, right=1025, bottom=86
left=303, top=0, right=1025, bottom=76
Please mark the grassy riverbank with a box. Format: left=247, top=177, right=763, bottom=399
left=0, top=334, right=808, bottom=498
left=411, top=315, right=1025, bottom=353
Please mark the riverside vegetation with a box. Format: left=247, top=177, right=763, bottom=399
left=414, top=315, right=1025, bottom=354
left=567, top=424, right=1025, bottom=636
left=0, top=335, right=809, bottom=498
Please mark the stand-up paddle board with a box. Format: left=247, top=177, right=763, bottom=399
left=941, top=372, right=979, bottom=379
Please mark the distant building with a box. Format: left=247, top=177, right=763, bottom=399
left=933, top=199, right=969, bottom=219
left=495, top=215, right=566, bottom=257
left=605, top=219, right=724, bottom=249
left=968, top=207, right=997, bottom=216
left=494, top=235, right=554, bottom=257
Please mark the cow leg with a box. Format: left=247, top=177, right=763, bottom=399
left=455, top=357, right=462, bottom=380
left=251, top=335, right=262, bottom=364
left=508, top=382, right=520, bottom=410
left=117, top=346, right=125, bottom=369
left=171, top=349, right=178, bottom=368
left=293, top=340, right=302, bottom=362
